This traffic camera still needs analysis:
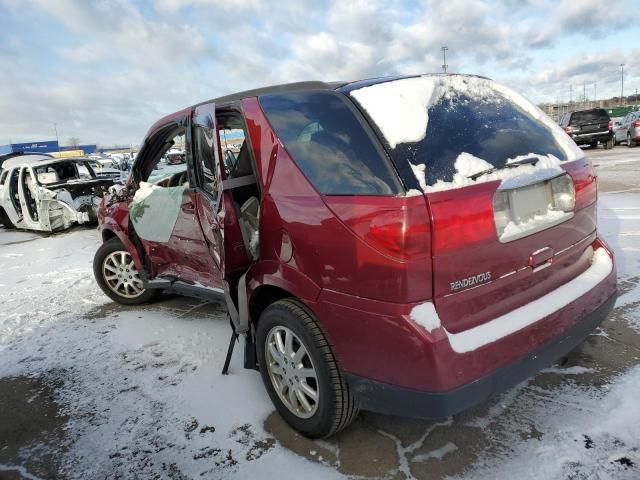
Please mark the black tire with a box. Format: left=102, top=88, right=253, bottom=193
left=256, top=298, right=359, bottom=438
left=589, top=141, right=598, bottom=149
left=628, top=133, right=635, bottom=148
left=0, top=207, right=15, bottom=229
left=604, top=137, right=613, bottom=150
left=93, top=237, right=159, bottom=305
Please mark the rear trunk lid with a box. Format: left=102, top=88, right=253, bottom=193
left=347, top=75, right=597, bottom=333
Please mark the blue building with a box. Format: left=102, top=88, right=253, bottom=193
left=0, top=140, right=59, bottom=155
left=0, top=140, right=97, bottom=155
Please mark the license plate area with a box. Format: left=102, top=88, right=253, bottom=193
left=510, top=182, right=548, bottom=222
left=494, top=174, right=574, bottom=243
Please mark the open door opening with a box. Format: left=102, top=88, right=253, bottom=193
left=214, top=109, right=262, bottom=373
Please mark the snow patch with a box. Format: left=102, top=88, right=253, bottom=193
left=501, top=209, right=570, bottom=241
left=412, top=442, right=458, bottom=462
left=425, top=152, right=565, bottom=193
left=350, top=77, right=438, bottom=148
left=409, top=301, right=441, bottom=333
left=445, top=248, right=613, bottom=353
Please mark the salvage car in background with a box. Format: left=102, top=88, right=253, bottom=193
left=0, top=154, right=116, bottom=231
left=93, top=74, right=617, bottom=438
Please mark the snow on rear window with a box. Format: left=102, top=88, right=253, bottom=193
left=349, top=75, right=583, bottom=192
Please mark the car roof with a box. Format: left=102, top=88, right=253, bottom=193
left=1, top=155, right=87, bottom=170
left=145, top=73, right=489, bottom=140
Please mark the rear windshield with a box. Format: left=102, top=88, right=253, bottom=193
left=570, top=110, right=609, bottom=124
left=349, top=78, right=571, bottom=188
left=259, top=91, right=402, bottom=195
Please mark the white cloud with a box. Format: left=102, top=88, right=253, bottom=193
left=0, top=0, right=637, bottom=146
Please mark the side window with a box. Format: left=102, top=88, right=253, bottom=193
left=142, top=130, right=188, bottom=187
left=192, top=126, right=218, bottom=195
left=218, top=127, right=248, bottom=178
left=259, top=91, right=402, bottom=195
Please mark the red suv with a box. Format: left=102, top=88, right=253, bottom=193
left=94, top=74, right=617, bottom=438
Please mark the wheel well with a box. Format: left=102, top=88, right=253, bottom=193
left=102, top=229, right=117, bottom=243
left=250, top=285, right=292, bottom=323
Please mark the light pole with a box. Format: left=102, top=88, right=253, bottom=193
left=54, top=123, right=60, bottom=151
left=620, top=63, right=625, bottom=106
left=569, top=85, right=572, bottom=105
left=441, top=46, right=448, bottom=73
left=594, top=82, right=597, bottom=107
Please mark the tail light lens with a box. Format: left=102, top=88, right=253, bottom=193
left=608, top=120, right=613, bottom=130
left=323, top=195, right=431, bottom=260
left=550, top=174, right=576, bottom=212
left=564, top=126, right=573, bottom=134
left=633, top=120, right=640, bottom=128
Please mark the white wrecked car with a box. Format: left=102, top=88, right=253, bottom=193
left=0, top=154, right=117, bottom=232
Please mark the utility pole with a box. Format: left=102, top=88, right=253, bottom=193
left=569, top=85, right=572, bottom=105
left=620, top=63, right=625, bottom=106
left=583, top=83, right=586, bottom=103
left=441, top=46, right=448, bottom=73
left=54, top=123, right=60, bottom=151
left=594, top=82, right=597, bottom=107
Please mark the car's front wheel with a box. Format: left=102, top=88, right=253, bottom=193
left=93, top=237, right=159, bottom=305
left=256, top=298, right=358, bottom=438
left=628, top=132, right=635, bottom=148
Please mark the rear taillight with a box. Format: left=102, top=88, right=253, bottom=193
left=564, top=126, right=573, bottom=134
left=608, top=120, right=613, bottom=130
left=323, top=195, right=431, bottom=260
left=567, top=161, right=597, bottom=210
left=633, top=120, right=640, bottom=128
left=550, top=174, right=576, bottom=212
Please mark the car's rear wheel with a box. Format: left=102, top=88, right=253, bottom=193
left=93, top=237, right=159, bottom=305
left=256, top=298, right=358, bottom=438
left=589, top=141, right=598, bottom=149
left=603, top=137, right=613, bottom=150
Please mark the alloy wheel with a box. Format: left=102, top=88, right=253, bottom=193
left=265, top=325, right=319, bottom=419
left=102, top=251, right=145, bottom=298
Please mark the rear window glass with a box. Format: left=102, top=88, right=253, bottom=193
left=570, top=110, right=609, bottom=124
left=259, top=91, right=401, bottom=195
left=367, top=91, right=569, bottom=188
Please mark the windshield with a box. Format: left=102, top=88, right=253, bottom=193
left=347, top=75, right=582, bottom=190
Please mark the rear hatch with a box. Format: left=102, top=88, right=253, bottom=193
left=347, top=75, right=598, bottom=333
left=568, top=109, right=611, bottom=135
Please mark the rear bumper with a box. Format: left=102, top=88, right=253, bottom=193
left=570, top=131, right=612, bottom=144
left=314, top=238, right=617, bottom=418
left=345, top=291, right=616, bottom=419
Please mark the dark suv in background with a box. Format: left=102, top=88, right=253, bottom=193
left=559, top=108, right=614, bottom=149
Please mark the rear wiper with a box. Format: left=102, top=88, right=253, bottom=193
left=467, top=156, right=539, bottom=180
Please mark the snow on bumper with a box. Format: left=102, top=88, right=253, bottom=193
left=316, top=239, right=616, bottom=394
left=429, top=247, right=614, bottom=353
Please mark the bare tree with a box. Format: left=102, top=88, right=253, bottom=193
left=67, top=137, right=80, bottom=147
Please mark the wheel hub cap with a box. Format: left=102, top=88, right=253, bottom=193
left=265, top=325, right=319, bottom=419
left=102, top=251, right=145, bottom=298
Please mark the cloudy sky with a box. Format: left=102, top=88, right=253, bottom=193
left=0, top=0, right=638, bottom=146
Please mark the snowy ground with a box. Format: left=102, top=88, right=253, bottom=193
left=0, top=146, right=639, bottom=479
